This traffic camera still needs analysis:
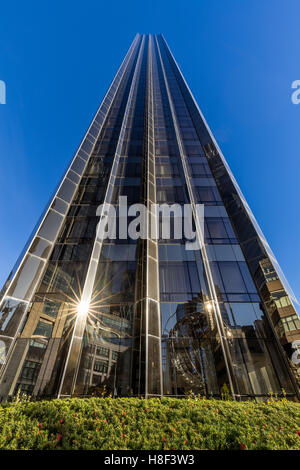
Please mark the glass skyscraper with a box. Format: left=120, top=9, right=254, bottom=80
left=0, top=34, right=299, bottom=400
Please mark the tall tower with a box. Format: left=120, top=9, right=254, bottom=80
left=0, top=34, right=299, bottom=400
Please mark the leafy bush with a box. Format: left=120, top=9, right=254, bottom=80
left=0, top=397, right=299, bottom=450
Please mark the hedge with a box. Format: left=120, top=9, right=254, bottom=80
left=0, top=397, right=299, bottom=450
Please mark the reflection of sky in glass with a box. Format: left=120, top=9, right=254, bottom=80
left=226, top=302, right=262, bottom=328
left=160, top=302, right=181, bottom=336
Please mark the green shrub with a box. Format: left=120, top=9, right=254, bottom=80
left=0, top=397, right=299, bottom=450
left=221, top=383, right=232, bottom=401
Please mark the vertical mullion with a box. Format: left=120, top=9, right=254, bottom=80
left=145, top=35, right=163, bottom=397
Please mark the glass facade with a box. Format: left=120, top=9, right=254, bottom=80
left=0, top=34, right=299, bottom=400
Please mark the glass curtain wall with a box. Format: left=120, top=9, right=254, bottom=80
left=0, top=35, right=142, bottom=399
left=0, top=34, right=298, bottom=400
left=155, top=35, right=298, bottom=398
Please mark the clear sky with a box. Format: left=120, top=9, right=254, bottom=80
left=0, top=0, right=299, bottom=301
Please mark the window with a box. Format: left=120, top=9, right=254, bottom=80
left=160, top=303, right=180, bottom=336
left=195, top=187, right=221, bottom=204
left=0, top=298, right=27, bottom=335
left=86, top=159, right=108, bottom=177
left=156, top=163, right=179, bottom=177
left=122, top=141, right=143, bottom=157
left=156, top=186, right=185, bottom=204
left=206, top=218, right=228, bottom=240
left=225, top=303, right=262, bottom=328
left=272, top=292, right=292, bottom=309
left=74, top=184, right=105, bottom=204
left=84, top=357, right=92, bottom=369
left=112, top=351, right=119, bottom=361
left=212, top=261, right=257, bottom=294
left=9, top=255, right=45, bottom=301
left=20, top=360, right=41, bottom=381
left=259, top=259, right=277, bottom=280
left=189, top=164, right=210, bottom=177
left=41, top=261, right=86, bottom=295
left=57, top=179, right=76, bottom=204
left=96, top=346, right=109, bottom=357
left=159, top=261, right=200, bottom=299
left=117, top=162, right=141, bottom=177
left=29, top=339, right=47, bottom=349
left=33, top=320, right=53, bottom=338
left=94, top=360, right=108, bottom=373
left=155, top=142, right=178, bottom=157
left=112, top=185, right=141, bottom=204
left=159, top=244, right=195, bottom=261
left=94, top=261, right=136, bottom=303
left=219, top=262, right=246, bottom=293
left=42, top=300, right=61, bottom=318
left=183, top=142, right=204, bottom=156
left=15, top=383, right=34, bottom=395
left=180, top=129, right=198, bottom=140
left=92, top=374, right=101, bottom=385
left=282, top=315, right=300, bottom=332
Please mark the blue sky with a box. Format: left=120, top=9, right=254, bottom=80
left=0, top=0, right=299, bottom=301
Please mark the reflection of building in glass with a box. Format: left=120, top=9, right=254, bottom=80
left=0, top=34, right=299, bottom=400
left=76, top=306, right=133, bottom=396
left=162, top=298, right=221, bottom=396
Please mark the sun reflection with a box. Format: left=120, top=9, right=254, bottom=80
left=77, top=300, right=90, bottom=317
left=205, top=301, right=213, bottom=313
left=46, top=264, right=132, bottom=345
